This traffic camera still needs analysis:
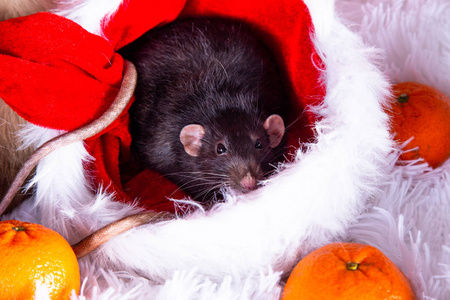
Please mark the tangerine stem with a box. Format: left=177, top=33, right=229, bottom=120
left=398, top=93, right=409, bottom=103
left=346, top=262, right=359, bottom=271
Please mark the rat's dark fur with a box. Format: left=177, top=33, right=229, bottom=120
left=120, top=17, right=288, bottom=201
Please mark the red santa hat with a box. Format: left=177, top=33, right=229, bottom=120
left=0, top=0, right=325, bottom=213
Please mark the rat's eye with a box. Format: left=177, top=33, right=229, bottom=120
left=216, top=143, right=227, bottom=155
left=255, top=139, right=262, bottom=149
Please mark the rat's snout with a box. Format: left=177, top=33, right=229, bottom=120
left=228, top=158, right=262, bottom=193
left=240, top=172, right=257, bottom=191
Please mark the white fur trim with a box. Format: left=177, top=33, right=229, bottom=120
left=52, top=0, right=124, bottom=37
left=4, top=125, right=143, bottom=244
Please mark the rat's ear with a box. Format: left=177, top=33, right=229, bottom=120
left=263, top=114, right=285, bottom=148
left=180, top=124, right=205, bottom=156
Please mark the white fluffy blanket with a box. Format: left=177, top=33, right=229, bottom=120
left=3, top=0, right=449, bottom=299
left=337, top=1, right=450, bottom=299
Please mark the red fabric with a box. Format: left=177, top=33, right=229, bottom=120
left=103, top=0, right=186, bottom=50
left=0, top=0, right=324, bottom=213
left=0, top=13, right=123, bottom=131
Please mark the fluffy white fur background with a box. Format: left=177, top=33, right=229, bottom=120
left=2, top=0, right=449, bottom=299
left=336, top=0, right=450, bottom=299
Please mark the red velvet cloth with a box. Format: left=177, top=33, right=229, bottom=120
left=0, top=0, right=324, bottom=213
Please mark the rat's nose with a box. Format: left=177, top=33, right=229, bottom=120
left=240, top=172, right=257, bottom=190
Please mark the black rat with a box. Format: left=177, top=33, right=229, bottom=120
left=73, top=18, right=290, bottom=257
left=121, top=17, right=288, bottom=202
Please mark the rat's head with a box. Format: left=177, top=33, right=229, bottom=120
left=179, top=110, right=285, bottom=200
